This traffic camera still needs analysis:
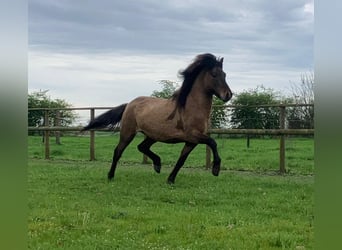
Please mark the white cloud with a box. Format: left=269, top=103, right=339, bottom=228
left=304, top=1, right=314, bottom=15
left=28, top=50, right=191, bottom=107
left=28, top=0, right=313, bottom=114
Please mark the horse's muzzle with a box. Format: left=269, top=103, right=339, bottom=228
left=221, top=91, right=233, bottom=102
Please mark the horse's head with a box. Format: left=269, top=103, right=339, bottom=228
left=174, top=54, right=233, bottom=112
left=204, top=57, right=233, bottom=102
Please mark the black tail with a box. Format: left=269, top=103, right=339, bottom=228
left=82, top=104, right=128, bottom=131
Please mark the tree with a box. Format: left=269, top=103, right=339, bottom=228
left=286, top=73, right=314, bottom=129
left=151, top=80, right=179, bottom=98
left=151, top=80, right=227, bottom=128
left=230, top=86, right=281, bottom=147
left=211, top=97, right=228, bottom=128
left=28, top=90, right=77, bottom=140
left=230, top=86, right=281, bottom=129
left=28, top=90, right=50, bottom=128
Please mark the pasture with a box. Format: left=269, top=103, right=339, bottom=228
left=28, top=135, right=314, bottom=249
left=28, top=134, right=314, bottom=175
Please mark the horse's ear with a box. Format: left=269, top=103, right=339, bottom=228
left=219, top=57, right=224, bottom=67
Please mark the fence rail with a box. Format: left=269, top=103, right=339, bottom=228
left=28, top=104, right=314, bottom=173
left=28, top=126, right=314, bottom=135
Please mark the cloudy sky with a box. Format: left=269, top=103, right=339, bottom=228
left=28, top=0, right=314, bottom=109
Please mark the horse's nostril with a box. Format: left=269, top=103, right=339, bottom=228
left=224, top=92, right=232, bottom=102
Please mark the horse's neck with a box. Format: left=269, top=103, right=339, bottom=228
left=186, top=79, right=213, bottom=118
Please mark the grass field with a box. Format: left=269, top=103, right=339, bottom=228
left=28, top=134, right=314, bottom=175
left=28, top=134, right=314, bottom=249
left=28, top=159, right=313, bottom=249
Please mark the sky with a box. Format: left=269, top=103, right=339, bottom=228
left=28, top=0, right=314, bottom=110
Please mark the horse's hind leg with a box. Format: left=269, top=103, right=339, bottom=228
left=167, top=142, right=197, bottom=184
left=108, top=133, right=135, bottom=180
left=137, top=136, right=161, bottom=173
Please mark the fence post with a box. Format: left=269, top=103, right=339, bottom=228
left=206, top=116, right=212, bottom=169
left=142, top=153, right=148, bottom=164
left=90, top=108, right=95, bottom=161
left=279, top=105, right=286, bottom=173
left=55, top=110, right=61, bottom=145
left=44, top=110, right=50, bottom=159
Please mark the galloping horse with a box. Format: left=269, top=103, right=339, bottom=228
left=83, top=53, right=233, bottom=183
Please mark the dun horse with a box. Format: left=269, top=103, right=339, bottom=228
left=83, top=53, right=233, bottom=183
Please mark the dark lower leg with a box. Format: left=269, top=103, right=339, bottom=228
left=137, top=137, right=161, bottom=173
left=168, top=143, right=196, bottom=184
left=196, top=135, right=221, bottom=176
left=108, top=135, right=135, bottom=180
left=108, top=146, right=122, bottom=180
left=206, top=138, right=221, bottom=176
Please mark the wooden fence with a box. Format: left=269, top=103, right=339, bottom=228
left=28, top=104, right=314, bottom=173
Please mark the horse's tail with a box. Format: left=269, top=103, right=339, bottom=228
left=82, top=103, right=128, bottom=131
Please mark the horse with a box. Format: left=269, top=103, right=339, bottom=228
left=82, top=53, right=233, bottom=184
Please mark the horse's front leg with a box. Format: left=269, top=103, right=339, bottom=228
left=167, top=142, right=197, bottom=184
left=197, top=135, right=221, bottom=176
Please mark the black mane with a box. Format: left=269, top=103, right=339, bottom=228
left=172, top=53, right=223, bottom=110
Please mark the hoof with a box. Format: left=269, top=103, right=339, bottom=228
left=167, top=178, right=175, bottom=185
left=212, top=159, right=221, bottom=176
left=212, top=167, right=220, bottom=176
left=154, top=165, right=161, bottom=173
left=107, top=172, right=114, bottom=180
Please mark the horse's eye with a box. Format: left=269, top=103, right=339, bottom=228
left=210, top=71, right=217, bottom=78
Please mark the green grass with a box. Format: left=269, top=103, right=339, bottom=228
left=28, top=134, right=314, bottom=175
left=28, top=159, right=313, bottom=249
left=28, top=134, right=314, bottom=248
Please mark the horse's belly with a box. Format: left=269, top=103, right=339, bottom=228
left=138, top=119, right=185, bottom=142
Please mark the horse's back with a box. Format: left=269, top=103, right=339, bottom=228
left=121, top=96, right=183, bottom=141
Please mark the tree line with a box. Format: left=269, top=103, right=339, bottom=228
left=28, top=73, right=314, bottom=133
left=152, top=73, right=314, bottom=130
left=28, top=90, right=77, bottom=136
